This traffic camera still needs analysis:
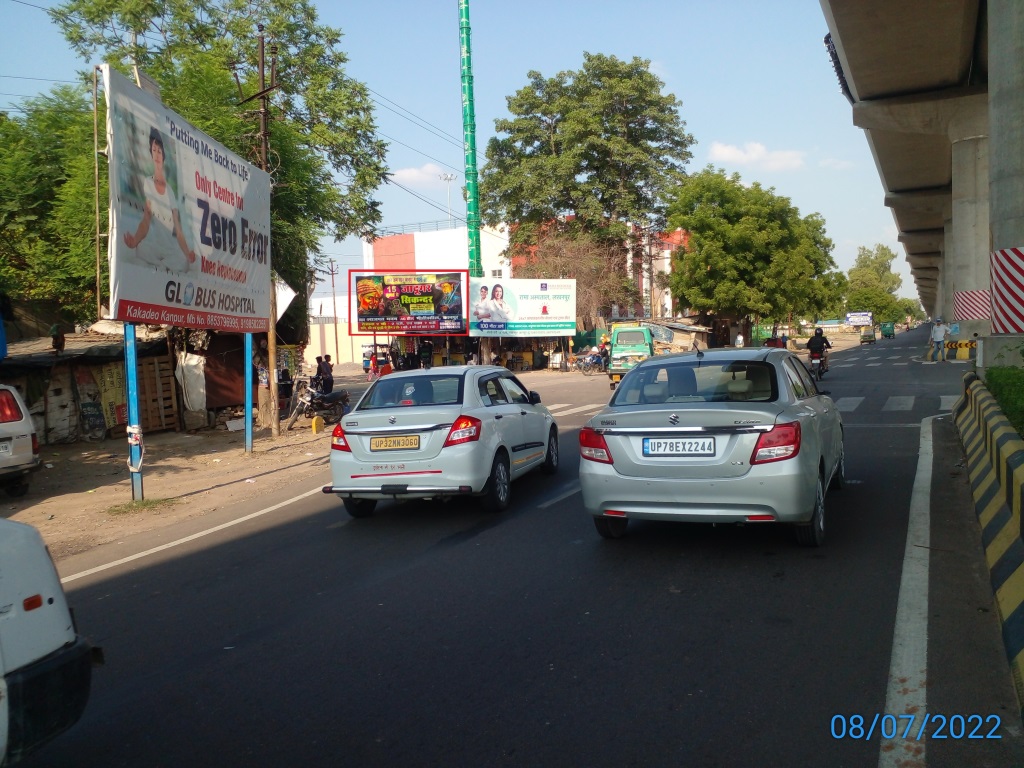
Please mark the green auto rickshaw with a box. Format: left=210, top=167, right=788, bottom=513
left=880, top=321, right=896, bottom=339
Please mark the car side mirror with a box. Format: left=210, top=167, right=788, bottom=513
left=529, top=391, right=542, bottom=405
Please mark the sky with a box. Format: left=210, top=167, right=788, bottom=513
left=1, top=0, right=916, bottom=303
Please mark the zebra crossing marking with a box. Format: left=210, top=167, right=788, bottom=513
left=836, top=397, right=864, bottom=412
left=939, top=395, right=959, bottom=411
left=882, top=396, right=914, bottom=411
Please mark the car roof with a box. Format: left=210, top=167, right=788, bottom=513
left=374, top=365, right=508, bottom=378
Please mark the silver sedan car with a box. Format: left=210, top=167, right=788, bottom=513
left=579, top=348, right=844, bottom=545
left=322, top=366, right=558, bottom=518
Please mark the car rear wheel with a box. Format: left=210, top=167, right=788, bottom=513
left=795, top=475, right=825, bottom=547
left=594, top=516, right=628, bottom=539
left=4, top=482, right=28, bottom=498
left=343, top=498, right=377, bottom=518
left=482, top=453, right=511, bottom=512
left=541, top=429, right=559, bottom=475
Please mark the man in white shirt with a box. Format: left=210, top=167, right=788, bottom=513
left=930, top=318, right=949, bottom=362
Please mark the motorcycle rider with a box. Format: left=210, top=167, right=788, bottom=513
left=806, top=327, right=832, bottom=371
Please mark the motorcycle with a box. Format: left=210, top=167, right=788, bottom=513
left=286, top=385, right=351, bottom=430
left=808, top=351, right=827, bottom=381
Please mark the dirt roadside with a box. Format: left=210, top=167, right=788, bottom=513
left=4, top=334, right=875, bottom=562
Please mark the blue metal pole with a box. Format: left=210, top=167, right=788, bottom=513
left=124, top=322, right=144, bottom=500
left=245, top=333, right=253, bottom=453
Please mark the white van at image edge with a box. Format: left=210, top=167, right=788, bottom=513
left=0, top=518, right=93, bottom=765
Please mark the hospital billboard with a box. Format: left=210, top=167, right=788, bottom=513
left=468, top=278, right=576, bottom=337
left=103, top=65, right=272, bottom=332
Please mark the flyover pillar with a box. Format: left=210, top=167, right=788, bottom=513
left=946, top=109, right=991, bottom=341
left=987, top=0, right=1024, bottom=341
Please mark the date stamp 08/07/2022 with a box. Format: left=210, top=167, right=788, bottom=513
left=831, top=714, right=1002, bottom=741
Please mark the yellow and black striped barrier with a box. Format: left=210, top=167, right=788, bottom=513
left=925, top=339, right=977, bottom=361
left=953, top=373, right=1024, bottom=705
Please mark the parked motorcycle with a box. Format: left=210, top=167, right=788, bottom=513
left=808, top=351, right=828, bottom=381
left=286, top=386, right=351, bottom=430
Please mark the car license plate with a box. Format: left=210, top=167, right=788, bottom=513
left=611, top=374, right=621, bottom=382
left=642, top=437, right=715, bottom=457
left=0, top=442, right=9, bottom=455
left=370, top=435, right=420, bottom=451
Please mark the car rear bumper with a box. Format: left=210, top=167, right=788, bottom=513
left=0, top=456, right=41, bottom=481
left=325, top=443, right=494, bottom=499
left=579, top=461, right=817, bottom=524
left=5, top=635, right=92, bottom=764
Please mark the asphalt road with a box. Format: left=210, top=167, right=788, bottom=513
left=30, top=326, right=1024, bottom=768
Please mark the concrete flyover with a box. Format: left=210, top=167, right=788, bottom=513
left=820, top=0, right=1024, bottom=366
left=954, top=373, right=1024, bottom=706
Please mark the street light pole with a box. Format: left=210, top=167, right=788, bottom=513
left=440, top=173, right=456, bottom=226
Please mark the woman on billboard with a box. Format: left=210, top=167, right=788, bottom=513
left=122, top=128, right=197, bottom=273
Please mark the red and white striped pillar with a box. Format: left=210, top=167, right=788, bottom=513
left=990, top=247, right=1024, bottom=333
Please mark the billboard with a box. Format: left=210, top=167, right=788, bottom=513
left=351, top=271, right=468, bottom=335
left=845, top=311, right=874, bottom=326
left=103, top=65, right=272, bottom=332
left=468, top=278, right=576, bottom=338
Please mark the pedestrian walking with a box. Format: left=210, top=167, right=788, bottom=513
left=930, top=317, right=949, bottom=362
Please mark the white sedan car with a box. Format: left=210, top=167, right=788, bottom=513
left=322, top=366, right=559, bottom=518
left=579, top=348, right=844, bottom=546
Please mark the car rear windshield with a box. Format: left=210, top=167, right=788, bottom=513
left=356, top=374, right=464, bottom=410
left=611, top=360, right=777, bottom=405
left=614, top=331, right=648, bottom=345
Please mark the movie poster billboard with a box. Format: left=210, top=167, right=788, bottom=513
left=351, top=271, right=468, bottom=335
left=468, top=278, right=576, bottom=338
left=103, top=65, right=272, bottom=332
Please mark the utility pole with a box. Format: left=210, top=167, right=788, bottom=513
left=440, top=173, right=456, bottom=226
left=328, top=259, right=340, bottom=363
left=459, top=1, right=482, bottom=279
left=258, top=26, right=281, bottom=436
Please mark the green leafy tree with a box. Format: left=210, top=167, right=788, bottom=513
left=0, top=87, right=104, bottom=319
left=664, top=167, right=845, bottom=324
left=480, top=52, right=695, bottom=248
left=845, top=244, right=905, bottom=323
left=33, top=0, right=388, bottom=332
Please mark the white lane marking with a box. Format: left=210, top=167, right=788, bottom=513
left=835, top=397, right=864, bottom=412
left=545, top=403, right=573, bottom=412
left=887, top=355, right=902, bottom=359
left=878, top=415, right=934, bottom=767
left=883, top=396, right=914, bottom=411
left=893, top=362, right=909, bottom=366
left=939, top=395, right=959, bottom=411
left=538, top=482, right=581, bottom=509
left=867, top=363, right=882, bottom=367
left=61, top=486, right=326, bottom=584
left=556, top=403, right=606, bottom=416
left=867, top=356, right=881, bottom=360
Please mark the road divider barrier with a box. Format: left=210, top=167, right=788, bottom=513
left=927, top=340, right=977, bottom=361
left=953, top=372, right=1024, bottom=711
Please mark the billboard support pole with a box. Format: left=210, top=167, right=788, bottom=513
left=244, top=333, right=254, bottom=452
left=124, top=323, right=144, bottom=500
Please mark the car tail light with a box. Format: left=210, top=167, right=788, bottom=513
left=579, top=427, right=613, bottom=464
left=0, top=390, right=23, bottom=423
left=31, top=433, right=39, bottom=455
left=750, top=422, right=801, bottom=464
left=444, top=415, right=481, bottom=447
left=23, top=594, right=43, bottom=612
left=330, top=423, right=352, bottom=452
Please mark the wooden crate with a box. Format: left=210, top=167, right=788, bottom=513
left=137, top=356, right=180, bottom=433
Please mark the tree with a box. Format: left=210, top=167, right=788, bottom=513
left=664, top=167, right=845, bottom=324
left=0, top=87, right=104, bottom=320
left=845, top=244, right=904, bottom=322
left=480, top=52, right=695, bottom=247
left=35, top=0, right=388, bottom=331
left=508, top=232, right=638, bottom=319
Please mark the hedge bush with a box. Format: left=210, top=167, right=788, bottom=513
left=985, top=366, right=1024, bottom=436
